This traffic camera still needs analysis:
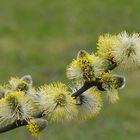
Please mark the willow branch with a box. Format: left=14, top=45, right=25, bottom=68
left=0, top=61, right=117, bottom=134
left=71, top=81, right=96, bottom=98
left=0, top=120, right=27, bottom=133
left=0, top=111, right=44, bottom=133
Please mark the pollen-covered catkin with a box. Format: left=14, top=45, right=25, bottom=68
left=76, top=88, right=102, bottom=120
left=0, top=91, right=36, bottom=126
left=35, top=82, right=78, bottom=122
left=27, top=118, right=48, bottom=137
left=112, top=31, right=140, bottom=69
left=67, top=50, right=103, bottom=83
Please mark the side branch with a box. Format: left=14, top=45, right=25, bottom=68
left=72, top=81, right=96, bottom=98
left=72, top=61, right=117, bottom=98
left=105, top=61, right=117, bottom=72
left=71, top=79, right=105, bottom=98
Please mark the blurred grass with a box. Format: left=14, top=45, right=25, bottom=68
left=0, top=0, right=140, bottom=139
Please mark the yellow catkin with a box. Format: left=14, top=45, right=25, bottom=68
left=100, top=71, right=118, bottom=89
left=77, top=88, right=102, bottom=120
left=27, top=119, right=47, bottom=137
left=97, top=34, right=117, bottom=61
left=67, top=50, right=103, bottom=83
left=2, top=91, right=36, bottom=122
left=36, top=82, right=78, bottom=122
left=9, top=77, right=34, bottom=94
left=112, top=31, right=140, bottom=69
left=100, top=71, right=120, bottom=103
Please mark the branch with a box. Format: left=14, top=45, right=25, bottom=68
left=0, top=111, right=44, bottom=133
left=71, top=81, right=96, bottom=98
left=71, top=78, right=105, bottom=98
left=0, top=120, right=27, bottom=133
left=105, top=60, right=117, bottom=72
left=0, top=61, right=117, bottom=134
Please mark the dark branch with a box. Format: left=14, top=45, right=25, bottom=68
left=71, top=81, right=96, bottom=98
left=71, top=78, right=105, bottom=98
left=0, top=120, right=27, bottom=133
left=0, top=111, right=44, bottom=133
left=105, top=61, right=117, bottom=72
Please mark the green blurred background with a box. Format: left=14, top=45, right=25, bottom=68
left=0, top=0, right=140, bottom=139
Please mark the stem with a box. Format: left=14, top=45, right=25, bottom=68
left=105, top=60, right=117, bottom=72
left=71, top=81, right=96, bottom=98
left=71, top=78, right=105, bottom=98
left=0, top=120, right=27, bottom=133
left=0, top=111, right=44, bottom=133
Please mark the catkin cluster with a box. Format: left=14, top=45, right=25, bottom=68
left=0, top=31, right=140, bottom=137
